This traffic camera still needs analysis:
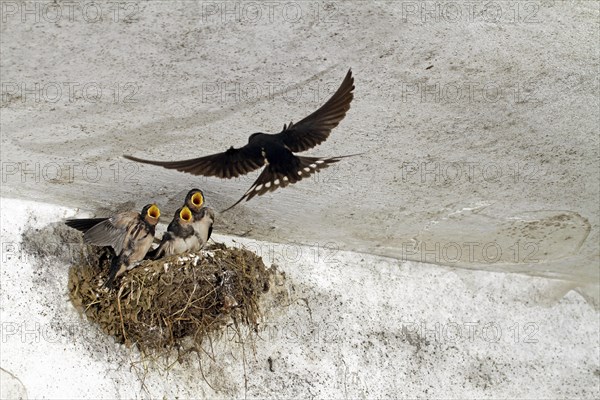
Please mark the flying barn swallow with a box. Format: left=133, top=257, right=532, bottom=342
left=124, top=69, right=357, bottom=211
left=65, top=204, right=160, bottom=288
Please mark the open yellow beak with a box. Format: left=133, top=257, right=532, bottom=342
left=147, top=204, right=160, bottom=219
left=192, top=192, right=204, bottom=207
left=180, top=206, right=192, bottom=222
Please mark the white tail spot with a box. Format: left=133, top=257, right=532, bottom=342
left=254, top=184, right=263, bottom=192
left=316, top=160, right=325, bottom=164
left=265, top=182, right=271, bottom=188
left=309, top=163, right=317, bottom=169
left=283, top=176, right=289, bottom=181
left=297, top=171, right=303, bottom=175
left=274, top=179, right=280, bottom=186
left=303, top=167, right=311, bottom=172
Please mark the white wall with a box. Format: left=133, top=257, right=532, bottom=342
left=1, top=199, right=598, bottom=398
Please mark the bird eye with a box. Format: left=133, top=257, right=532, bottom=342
left=180, top=207, right=192, bottom=222
left=147, top=204, right=160, bottom=219
left=192, top=192, right=204, bottom=207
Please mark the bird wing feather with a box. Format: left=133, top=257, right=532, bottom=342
left=83, top=211, right=139, bottom=255
left=64, top=218, right=109, bottom=233
left=278, top=69, right=354, bottom=152
left=221, top=154, right=347, bottom=211
left=124, top=144, right=265, bottom=179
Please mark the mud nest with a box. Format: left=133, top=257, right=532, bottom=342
left=68, top=243, right=274, bottom=353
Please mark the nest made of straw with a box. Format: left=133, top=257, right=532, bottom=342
left=68, top=243, right=274, bottom=353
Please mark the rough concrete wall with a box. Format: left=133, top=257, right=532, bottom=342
left=1, top=0, right=599, bottom=398
left=1, top=1, right=598, bottom=286
left=1, top=198, right=598, bottom=398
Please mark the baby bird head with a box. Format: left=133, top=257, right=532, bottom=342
left=141, top=203, right=161, bottom=225
left=178, top=205, right=194, bottom=224
left=185, top=189, right=205, bottom=211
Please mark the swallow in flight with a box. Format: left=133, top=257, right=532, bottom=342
left=124, top=69, right=357, bottom=211
left=65, top=204, right=160, bottom=287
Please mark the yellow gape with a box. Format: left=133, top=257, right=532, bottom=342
left=192, top=192, right=204, bottom=207
left=180, top=206, right=193, bottom=222
left=147, top=204, right=161, bottom=219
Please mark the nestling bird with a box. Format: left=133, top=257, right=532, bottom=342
left=65, top=204, right=161, bottom=288
left=148, top=205, right=197, bottom=259
left=184, top=189, right=214, bottom=246
left=147, top=189, right=214, bottom=259
left=124, top=69, right=357, bottom=211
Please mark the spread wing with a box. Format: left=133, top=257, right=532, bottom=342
left=221, top=155, right=346, bottom=212
left=124, top=144, right=265, bottom=179
left=65, top=218, right=108, bottom=233
left=82, top=211, right=139, bottom=255
left=277, top=69, right=354, bottom=153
